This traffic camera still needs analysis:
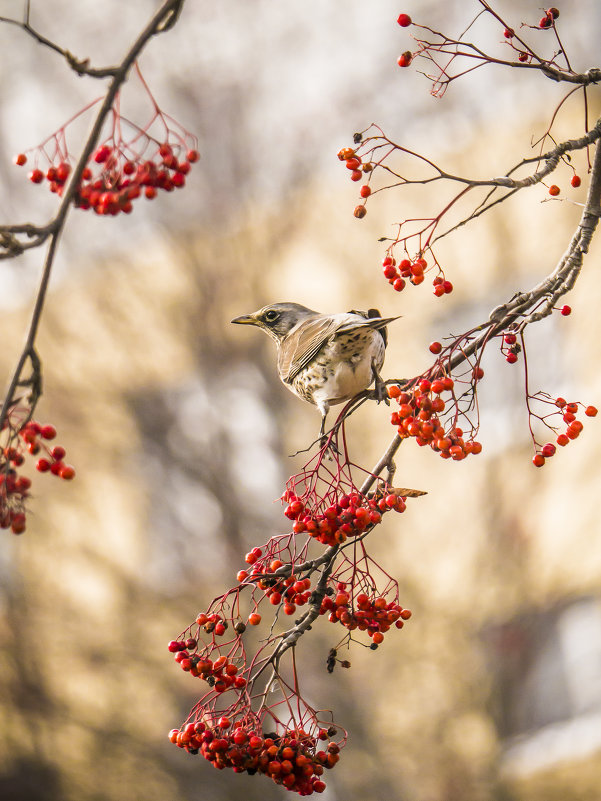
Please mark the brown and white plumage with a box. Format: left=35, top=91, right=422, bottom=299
left=231, top=302, right=398, bottom=436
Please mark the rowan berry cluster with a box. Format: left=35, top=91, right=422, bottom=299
left=238, top=562, right=313, bottom=618
left=501, top=331, right=521, bottom=365
left=168, top=634, right=248, bottom=690
left=388, top=380, right=482, bottom=460
left=282, top=489, right=406, bottom=547
left=170, top=717, right=339, bottom=795
left=382, top=254, right=453, bottom=296
left=14, top=141, right=199, bottom=217
left=337, top=146, right=374, bottom=220
left=13, top=66, right=199, bottom=217
left=532, top=398, right=597, bottom=466
left=1, top=417, right=74, bottom=535
left=320, top=581, right=411, bottom=645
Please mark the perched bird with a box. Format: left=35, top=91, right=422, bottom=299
left=231, top=302, right=398, bottom=438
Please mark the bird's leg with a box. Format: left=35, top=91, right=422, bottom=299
left=317, top=403, right=339, bottom=455
left=370, top=359, right=389, bottom=405
left=319, top=411, right=327, bottom=443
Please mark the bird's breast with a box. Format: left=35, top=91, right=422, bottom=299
left=289, top=329, right=385, bottom=407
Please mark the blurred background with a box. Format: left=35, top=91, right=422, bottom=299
left=1, top=1, right=601, bottom=799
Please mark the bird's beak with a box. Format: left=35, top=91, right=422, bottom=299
left=231, top=313, right=258, bottom=326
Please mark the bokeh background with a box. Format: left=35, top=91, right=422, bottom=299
left=1, top=1, right=601, bottom=799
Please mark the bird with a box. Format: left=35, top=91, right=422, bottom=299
left=231, top=302, right=399, bottom=440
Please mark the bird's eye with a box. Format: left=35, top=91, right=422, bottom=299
left=264, top=310, right=279, bottom=323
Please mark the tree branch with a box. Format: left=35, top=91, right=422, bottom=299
left=0, top=0, right=187, bottom=433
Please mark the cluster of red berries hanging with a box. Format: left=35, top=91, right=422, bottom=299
left=388, top=380, right=482, bottom=460
left=170, top=717, right=340, bottom=795
left=168, top=634, right=247, bottom=690
left=1, top=419, right=74, bottom=535
left=382, top=254, right=453, bottom=297
left=320, top=581, right=411, bottom=645
left=281, top=489, right=406, bottom=547
left=337, top=146, right=374, bottom=220
left=237, top=562, right=313, bottom=619
left=13, top=67, right=199, bottom=217
left=532, top=399, right=597, bottom=467
left=501, top=331, right=521, bottom=365
left=14, top=140, right=199, bottom=217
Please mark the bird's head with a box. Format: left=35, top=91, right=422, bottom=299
left=231, top=302, right=317, bottom=343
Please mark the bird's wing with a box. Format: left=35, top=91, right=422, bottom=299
left=337, top=315, right=400, bottom=350
left=278, top=315, right=343, bottom=384
left=278, top=313, right=400, bottom=384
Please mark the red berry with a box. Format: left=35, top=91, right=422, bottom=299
left=40, top=424, right=57, bottom=440
left=506, top=352, right=518, bottom=364
left=345, top=157, right=361, bottom=170
left=51, top=446, right=66, bottom=460
left=59, top=464, right=76, bottom=480
left=585, top=405, right=598, bottom=417
left=350, top=169, right=362, bottom=182
left=11, top=513, right=26, bottom=535
left=541, top=443, right=556, bottom=458
left=171, top=172, right=186, bottom=188
left=397, top=13, right=412, bottom=27
left=29, top=169, right=44, bottom=184
left=248, top=612, right=261, bottom=625
left=145, top=186, right=157, bottom=199
left=504, top=27, right=514, bottom=38
left=560, top=305, right=571, bottom=316
left=429, top=341, right=442, bottom=355
left=548, top=184, right=560, bottom=196
left=159, top=143, right=172, bottom=158
left=532, top=453, right=545, bottom=467
left=36, top=458, right=51, bottom=472
left=539, top=15, right=553, bottom=28
left=94, top=144, right=111, bottom=164
left=14, top=153, right=27, bottom=166
left=518, top=52, right=529, bottom=63
left=187, top=149, right=200, bottom=163
left=504, top=333, right=517, bottom=345
left=397, top=51, right=412, bottom=68
left=360, top=185, right=371, bottom=198
left=571, top=175, right=581, bottom=188
left=56, top=162, right=70, bottom=182
left=556, top=433, right=569, bottom=446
